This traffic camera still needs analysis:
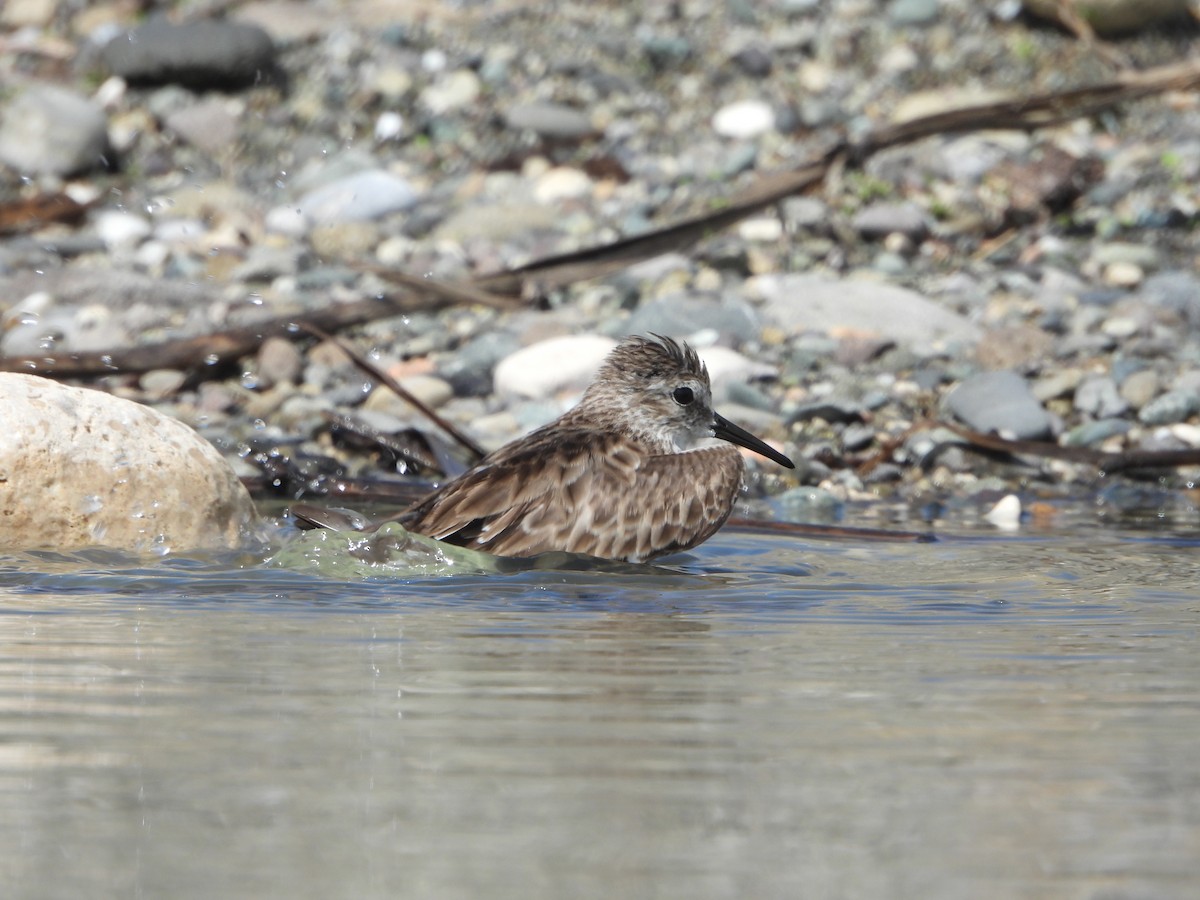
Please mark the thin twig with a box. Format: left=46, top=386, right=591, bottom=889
left=298, top=322, right=486, bottom=462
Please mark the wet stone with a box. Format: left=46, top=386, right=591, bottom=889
left=778, top=487, right=844, bottom=524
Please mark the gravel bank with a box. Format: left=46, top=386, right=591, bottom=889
left=2, top=0, right=1199, bottom=536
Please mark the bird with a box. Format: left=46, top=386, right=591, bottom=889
left=294, top=334, right=794, bottom=562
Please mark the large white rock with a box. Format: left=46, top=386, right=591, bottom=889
left=0, top=373, right=257, bottom=553
left=493, top=335, right=618, bottom=400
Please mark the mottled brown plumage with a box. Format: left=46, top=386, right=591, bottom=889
left=298, top=335, right=794, bottom=562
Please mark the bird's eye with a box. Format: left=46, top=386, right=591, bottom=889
left=672, top=386, right=694, bottom=405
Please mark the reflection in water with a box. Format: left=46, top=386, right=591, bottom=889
left=0, top=531, right=1197, bottom=899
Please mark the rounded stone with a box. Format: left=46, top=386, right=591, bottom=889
left=503, top=102, right=596, bottom=139
left=0, top=84, right=111, bottom=176
left=101, top=19, right=277, bottom=90
left=712, top=99, right=776, bottom=139
left=0, top=374, right=257, bottom=553
left=493, top=335, right=617, bottom=400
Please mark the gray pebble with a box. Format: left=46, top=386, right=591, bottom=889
left=841, top=423, right=876, bottom=452
left=257, top=337, right=304, bottom=388
left=945, top=371, right=1054, bottom=440
left=851, top=201, right=930, bottom=240
left=1074, top=376, right=1128, bottom=419
left=889, top=0, right=941, bottom=25
left=1063, top=418, right=1131, bottom=447
left=623, top=293, right=761, bottom=346
left=503, top=102, right=596, bottom=140
left=102, top=19, right=278, bottom=90
left=1138, top=389, right=1200, bottom=426
left=730, top=43, right=773, bottom=77
left=0, top=84, right=110, bottom=176
left=1139, top=270, right=1200, bottom=326
left=294, top=170, right=420, bottom=226
left=1118, top=368, right=1160, bottom=409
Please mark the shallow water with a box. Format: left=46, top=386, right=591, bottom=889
left=1, top=526, right=1198, bottom=900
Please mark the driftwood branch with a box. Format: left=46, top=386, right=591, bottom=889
left=938, top=421, right=1200, bottom=474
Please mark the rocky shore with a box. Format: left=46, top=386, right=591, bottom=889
left=2, top=0, right=1200, bottom=547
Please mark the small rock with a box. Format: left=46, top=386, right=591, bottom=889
left=985, top=494, right=1022, bottom=530
left=712, top=99, right=776, bottom=139
left=1119, top=369, right=1160, bottom=409
left=1063, top=418, right=1131, bottom=447
left=374, top=111, right=405, bottom=142
left=503, top=102, right=596, bottom=139
left=1032, top=368, right=1083, bottom=402
left=624, top=294, right=761, bottom=346
left=139, top=369, right=188, bottom=397
left=945, top=371, right=1054, bottom=440
left=291, top=170, right=420, bottom=226
left=890, top=0, right=941, bottom=25
left=93, top=210, right=152, bottom=250
left=1170, top=423, right=1200, bottom=448
left=163, top=98, right=240, bottom=155
left=730, top=43, right=773, bottom=77
left=1138, top=389, right=1200, bottom=426
left=1138, top=270, right=1200, bottom=326
left=0, top=84, right=111, bottom=176
left=2, top=0, right=57, bottom=27
left=851, top=201, right=930, bottom=240
left=1074, top=376, right=1128, bottom=418
left=0, top=373, right=256, bottom=552
left=697, top=346, right=776, bottom=389
left=738, top=217, right=785, bottom=242
left=101, top=19, right=277, bottom=89
left=420, top=69, right=481, bottom=114
left=532, top=167, right=593, bottom=204
left=257, top=336, right=303, bottom=387
left=363, top=375, right=454, bottom=414
left=1103, top=262, right=1144, bottom=288
left=976, top=324, right=1055, bottom=371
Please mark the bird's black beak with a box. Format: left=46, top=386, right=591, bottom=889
left=712, top=413, right=794, bottom=469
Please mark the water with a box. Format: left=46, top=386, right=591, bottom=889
left=1, top=528, right=1197, bottom=899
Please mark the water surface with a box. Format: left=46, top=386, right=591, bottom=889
left=1, top=527, right=1197, bottom=899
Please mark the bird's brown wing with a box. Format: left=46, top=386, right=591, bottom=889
left=398, top=430, right=744, bottom=562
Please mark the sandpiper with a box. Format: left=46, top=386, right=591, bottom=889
left=297, top=334, right=793, bottom=562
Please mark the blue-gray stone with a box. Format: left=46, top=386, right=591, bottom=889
left=945, top=371, right=1053, bottom=440
left=889, top=0, right=940, bottom=25
left=1063, top=419, right=1132, bottom=447
left=624, top=293, right=761, bottom=345
left=1073, top=376, right=1128, bottom=418
left=1138, top=389, right=1200, bottom=426
left=1139, top=270, right=1200, bottom=326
